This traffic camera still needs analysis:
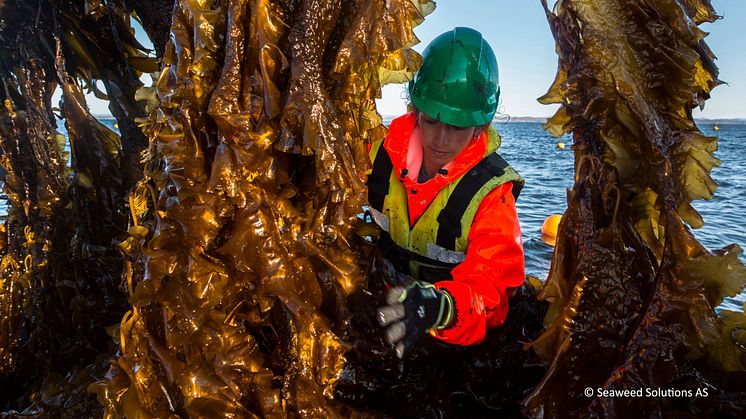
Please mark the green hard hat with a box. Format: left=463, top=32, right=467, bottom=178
left=408, top=27, right=499, bottom=127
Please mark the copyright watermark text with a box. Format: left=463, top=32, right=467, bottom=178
left=584, top=387, right=709, bottom=398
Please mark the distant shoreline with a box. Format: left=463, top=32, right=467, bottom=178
left=91, top=114, right=746, bottom=126
left=377, top=116, right=746, bottom=125
left=693, top=118, right=746, bottom=125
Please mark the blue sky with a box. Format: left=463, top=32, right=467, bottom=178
left=80, top=0, right=744, bottom=119
left=377, top=0, right=746, bottom=119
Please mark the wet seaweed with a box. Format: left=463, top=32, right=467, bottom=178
left=0, top=0, right=166, bottom=413
left=88, top=0, right=434, bottom=416
left=525, top=0, right=746, bottom=417
left=0, top=0, right=744, bottom=417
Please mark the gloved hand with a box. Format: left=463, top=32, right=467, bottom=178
left=377, top=281, right=455, bottom=358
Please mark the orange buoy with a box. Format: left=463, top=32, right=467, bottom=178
left=540, top=214, right=562, bottom=246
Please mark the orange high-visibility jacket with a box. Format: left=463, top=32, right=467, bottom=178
left=367, top=113, right=525, bottom=346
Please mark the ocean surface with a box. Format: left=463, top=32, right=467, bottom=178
left=496, top=121, right=746, bottom=312
left=1, top=119, right=744, bottom=311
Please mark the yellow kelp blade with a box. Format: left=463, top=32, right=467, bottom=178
left=92, top=0, right=435, bottom=416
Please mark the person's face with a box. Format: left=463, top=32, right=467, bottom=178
left=417, top=111, right=479, bottom=168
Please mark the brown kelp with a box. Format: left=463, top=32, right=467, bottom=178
left=526, top=0, right=746, bottom=417
left=88, top=0, right=435, bottom=416
left=0, top=0, right=168, bottom=413
left=1, top=0, right=745, bottom=417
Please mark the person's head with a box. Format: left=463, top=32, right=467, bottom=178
left=408, top=27, right=499, bottom=168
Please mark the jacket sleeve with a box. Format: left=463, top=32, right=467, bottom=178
left=431, top=181, right=525, bottom=346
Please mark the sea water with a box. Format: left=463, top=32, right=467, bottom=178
left=496, top=121, right=746, bottom=312
left=1, top=119, right=744, bottom=311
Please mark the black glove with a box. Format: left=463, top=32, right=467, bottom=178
left=377, top=281, right=455, bottom=358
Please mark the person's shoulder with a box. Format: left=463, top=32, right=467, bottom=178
left=379, top=112, right=416, bottom=153
left=388, top=112, right=416, bottom=132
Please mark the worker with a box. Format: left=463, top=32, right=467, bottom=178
left=367, top=27, right=525, bottom=358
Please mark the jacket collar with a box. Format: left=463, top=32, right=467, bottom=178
left=384, top=112, right=499, bottom=182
